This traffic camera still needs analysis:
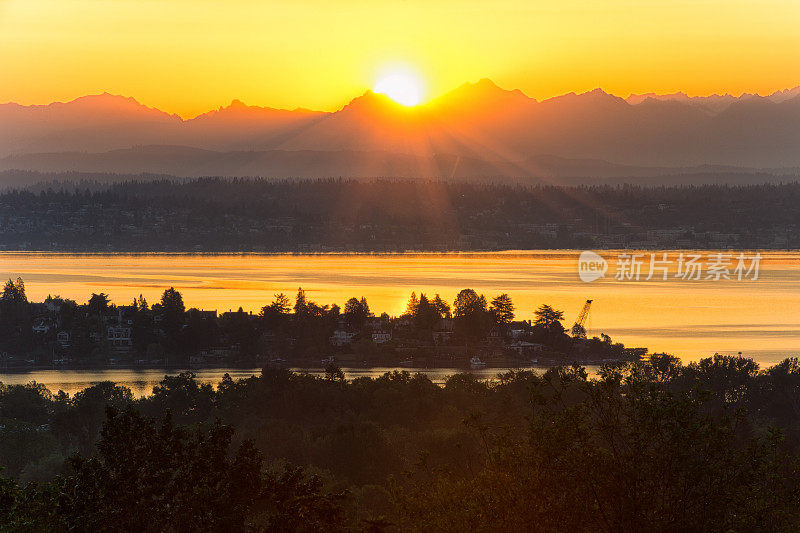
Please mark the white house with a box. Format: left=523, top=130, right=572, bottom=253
left=107, top=325, right=133, bottom=350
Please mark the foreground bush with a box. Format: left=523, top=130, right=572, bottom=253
left=0, top=407, right=346, bottom=532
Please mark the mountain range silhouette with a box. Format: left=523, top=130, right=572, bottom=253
left=1, top=80, right=799, bottom=180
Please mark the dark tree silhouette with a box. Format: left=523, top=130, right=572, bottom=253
left=533, top=304, right=565, bottom=333
left=87, top=293, right=110, bottom=315
left=344, top=297, right=371, bottom=329
left=453, top=289, right=490, bottom=341
left=489, top=293, right=515, bottom=325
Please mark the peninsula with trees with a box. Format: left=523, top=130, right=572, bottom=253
left=0, top=278, right=643, bottom=370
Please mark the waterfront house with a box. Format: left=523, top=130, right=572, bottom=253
left=509, top=341, right=544, bottom=355
left=107, top=325, right=133, bottom=350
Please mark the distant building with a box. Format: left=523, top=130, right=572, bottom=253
left=107, top=325, right=133, bottom=350
left=508, top=328, right=526, bottom=340
left=115, top=306, right=137, bottom=325
left=371, top=331, right=392, bottom=344
left=220, top=309, right=256, bottom=321
left=433, top=318, right=454, bottom=344
left=32, top=317, right=55, bottom=334
left=365, top=316, right=387, bottom=331
left=509, top=341, right=544, bottom=355
left=329, top=329, right=355, bottom=347
left=43, top=297, right=64, bottom=313
left=189, top=349, right=226, bottom=366
left=188, top=309, right=218, bottom=321
left=56, top=331, right=70, bottom=348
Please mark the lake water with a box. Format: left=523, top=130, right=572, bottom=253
left=1, top=251, right=798, bottom=373
left=0, top=366, right=551, bottom=397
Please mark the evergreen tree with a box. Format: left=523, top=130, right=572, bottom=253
left=490, top=293, right=515, bottom=325
left=431, top=294, right=451, bottom=319
left=404, top=292, right=419, bottom=316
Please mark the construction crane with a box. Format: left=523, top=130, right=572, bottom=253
left=571, top=300, right=593, bottom=339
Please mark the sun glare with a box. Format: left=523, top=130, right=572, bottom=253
left=373, top=66, right=425, bottom=107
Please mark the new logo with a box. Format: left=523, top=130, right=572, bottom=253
left=578, top=251, right=607, bottom=282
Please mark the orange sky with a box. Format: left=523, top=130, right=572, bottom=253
left=1, top=0, right=799, bottom=118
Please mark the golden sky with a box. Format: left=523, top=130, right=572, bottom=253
left=1, top=0, right=799, bottom=118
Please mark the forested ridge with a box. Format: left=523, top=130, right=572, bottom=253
left=1, top=178, right=798, bottom=251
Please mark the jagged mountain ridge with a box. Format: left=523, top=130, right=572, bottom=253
left=1, top=80, right=799, bottom=173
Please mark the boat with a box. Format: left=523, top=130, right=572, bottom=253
left=321, top=356, right=335, bottom=366
left=470, top=356, right=486, bottom=368
left=399, top=358, right=414, bottom=367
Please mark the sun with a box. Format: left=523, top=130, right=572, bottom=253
left=373, top=66, right=425, bottom=107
